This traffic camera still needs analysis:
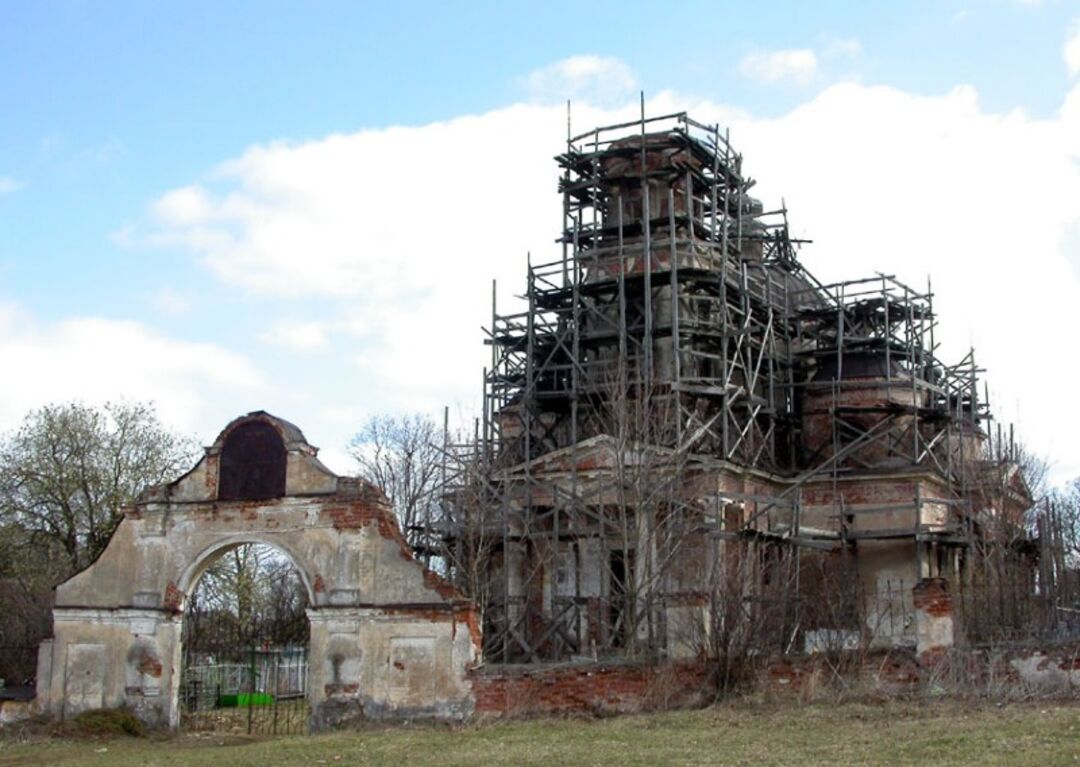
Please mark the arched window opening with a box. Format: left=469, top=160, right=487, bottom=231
left=179, top=543, right=310, bottom=734
left=218, top=422, right=287, bottom=501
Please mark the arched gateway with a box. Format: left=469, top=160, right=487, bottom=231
left=35, top=412, right=480, bottom=730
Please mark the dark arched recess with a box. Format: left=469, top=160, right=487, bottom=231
left=218, top=421, right=287, bottom=501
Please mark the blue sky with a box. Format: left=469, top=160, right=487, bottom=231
left=2, top=1, right=1079, bottom=478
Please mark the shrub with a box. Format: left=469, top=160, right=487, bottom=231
left=70, top=707, right=145, bottom=737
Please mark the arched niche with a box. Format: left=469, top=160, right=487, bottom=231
left=218, top=420, right=287, bottom=501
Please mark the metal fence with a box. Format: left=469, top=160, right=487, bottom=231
left=954, top=579, right=1080, bottom=646
left=180, top=648, right=309, bottom=735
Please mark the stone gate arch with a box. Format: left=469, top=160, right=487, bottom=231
left=175, top=535, right=315, bottom=732
left=176, top=535, right=318, bottom=613
left=35, top=412, right=480, bottom=730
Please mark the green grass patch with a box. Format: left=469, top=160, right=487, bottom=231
left=0, top=701, right=1077, bottom=766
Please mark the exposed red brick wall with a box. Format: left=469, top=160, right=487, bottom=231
left=761, top=650, right=922, bottom=697
left=470, top=662, right=712, bottom=717
left=801, top=478, right=917, bottom=507
left=912, top=577, right=952, bottom=616
left=163, top=581, right=183, bottom=614
left=472, top=642, right=1080, bottom=717
left=320, top=494, right=464, bottom=603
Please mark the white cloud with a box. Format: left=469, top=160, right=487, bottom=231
left=135, top=68, right=1080, bottom=483
left=522, top=55, right=637, bottom=104
left=1066, top=19, right=1080, bottom=77
left=723, top=82, right=1080, bottom=480
left=0, top=303, right=268, bottom=439
left=260, top=320, right=328, bottom=352
left=134, top=94, right=683, bottom=425
left=151, top=185, right=216, bottom=225
left=147, top=287, right=193, bottom=316
left=739, top=48, right=818, bottom=85
left=0, top=176, right=22, bottom=195
left=822, top=38, right=862, bottom=59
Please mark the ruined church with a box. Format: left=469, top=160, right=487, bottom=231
left=31, top=111, right=1043, bottom=729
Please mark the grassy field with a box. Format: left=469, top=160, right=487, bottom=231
left=1, top=701, right=1078, bottom=766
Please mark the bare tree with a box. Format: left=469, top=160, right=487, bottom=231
left=348, top=413, right=442, bottom=550
left=700, top=535, right=789, bottom=693
left=436, top=432, right=500, bottom=605
left=0, top=401, right=198, bottom=571
left=0, top=522, right=66, bottom=682
left=1014, top=443, right=1051, bottom=508
left=0, top=400, right=198, bottom=684
left=586, top=378, right=697, bottom=657
left=183, top=543, right=309, bottom=662
left=1045, top=486, right=1080, bottom=641
left=1046, top=480, right=1080, bottom=569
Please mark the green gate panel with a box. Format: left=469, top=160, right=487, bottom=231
left=217, top=693, right=275, bottom=708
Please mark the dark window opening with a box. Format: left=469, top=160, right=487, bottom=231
left=609, top=548, right=634, bottom=648
left=219, top=422, right=287, bottom=501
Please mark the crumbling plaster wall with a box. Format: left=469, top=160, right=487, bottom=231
left=708, top=469, right=961, bottom=651
left=37, top=412, right=479, bottom=730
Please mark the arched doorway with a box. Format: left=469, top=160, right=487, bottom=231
left=178, top=541, right=312, bottom=734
